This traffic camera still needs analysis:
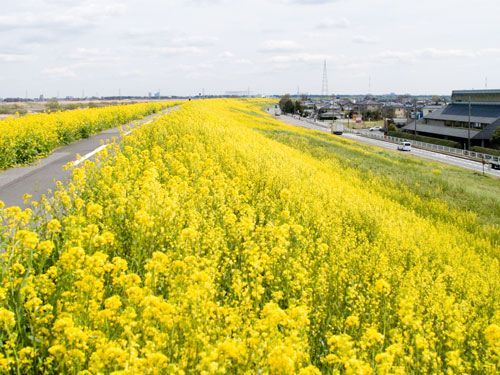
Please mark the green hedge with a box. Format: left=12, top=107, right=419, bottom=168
left=387, top=131, right=462, bottom=149
left=470, top=146, right=500, bottom=157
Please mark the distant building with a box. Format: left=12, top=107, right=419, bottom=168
left=318, top=101, right=342, bottom=120
left=402, top=90, right=500, bottom=147
left=422, top=105, right=444, bottom=117
left=356, top=99, right=383, bottom=114
left=384, top=102, right=406, bottom=118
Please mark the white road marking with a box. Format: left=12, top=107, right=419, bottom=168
left=74, top=145, right=107, bottom=166
left=123, top=119, right=154, bottom=136
left=73, top=118, right=158, bottom=166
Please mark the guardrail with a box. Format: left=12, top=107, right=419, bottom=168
left=344, top=128, right=500, bottom=164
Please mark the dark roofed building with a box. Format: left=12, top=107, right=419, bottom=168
left=451, top=89, right=500, bottom=104
left=402, top=90, right=500, bottom=147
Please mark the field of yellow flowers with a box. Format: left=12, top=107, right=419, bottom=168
left=1, top=99, right=500, bottom=374
left=0, top=102, right=179, bottom=170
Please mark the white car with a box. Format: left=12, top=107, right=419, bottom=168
left=397, top=141, right=412, bottom=151
left=369, top=126, right=382, bottom=131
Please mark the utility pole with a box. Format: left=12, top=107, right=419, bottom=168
left=332, top=98, right=335, bottom=128
left=414, top=99, right=417, bottom=135
left=468, top=96, right=471, bottom=150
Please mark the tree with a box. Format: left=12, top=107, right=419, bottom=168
left=294, top=100, right=304, bottom=115
left=279, top=94, right=291, bottom=112
left=64, top=103, right=80, bottom=110
left=45, top=99, right=60, bottom=112
left=382, top=107, right=395, bottom=119
left=492, top=127, right=500, bottom=146
left=387, top=119, right=397, bottom=132
left=283, top=99, right=295, bottom=114
left=432, top=95, right=441, bottom=105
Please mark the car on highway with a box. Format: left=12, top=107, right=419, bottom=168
left=397, top=141, right=412, bottom=151
left=369, top=126, right=383, bottom=132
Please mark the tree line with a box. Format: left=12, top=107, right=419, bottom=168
left=279, top=94, right=304, bottom=115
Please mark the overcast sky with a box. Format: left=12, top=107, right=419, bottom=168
left=1, top=0, right=499, bottom=98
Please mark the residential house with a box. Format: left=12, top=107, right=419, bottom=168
left=402, top=89, right=500, bottom=147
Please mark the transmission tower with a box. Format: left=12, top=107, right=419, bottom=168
left=321, top=60, right=328, bottom=97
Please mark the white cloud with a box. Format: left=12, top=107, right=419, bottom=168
left=481, top=48, right=500, bottom=54
left=261, top=40, right=303, bottom=53
left=135, top=46, right=204, bottom=58
left=219, top=51, right=235, bottom=58
left=150, top=46, right=204, bottom=56
left=0, top=1, right=127, bottom=46
left=316, top=18, right=350, bottom=29
left=118, top=70, right=145, bottom=78
left=70, top=48, right=115, bottom=59
left=78, top=2, right=127, bottom=17
left=124, top=28, right=167, bottom=39
left=42, top=67, right=76, bottom=79
left=270, top=53, right=331, bottom=64
left=0, top=0, right=499, bottom=96
left=352, top=35, right=379, bottom=44
left=0, top=13, right=91, bottom=33
left=420, top=49, right=477, bottom=58
left=122, top=30, right=218, bottom=50
left=178, top=63, right=215, bottom=78
left=0, top=0, right=126, bottom=30
left=376, top=48, right=500, bottom=63
left=67, top=48, right=122, bottom=68
left=234, top=58, right=252, bottom=65
left=280, top=0, right=341, bottom=4
left=184, top=0, right=230, bottom=5
left=0, top=54, right=37, bottom=62
left=172, top=35, right=218, bottom=47
left=41, top=0, right=127, bottom=16
left=180, top=63, right=214, bottom=71
left=214, top=52, right=251, bottom=65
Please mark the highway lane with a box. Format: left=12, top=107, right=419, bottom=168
left=0, top=106, right=180, bottom=209
left=272, top=111, right=500, bottom=178
left=343, top=131, right=500, bottom=177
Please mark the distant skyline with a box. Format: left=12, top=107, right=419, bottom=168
left=1, top=0, right=499, bottom=97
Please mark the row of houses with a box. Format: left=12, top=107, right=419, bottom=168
left=402, top=90, right=500, bottom=148
left=301, top=95, right=439, bottom=122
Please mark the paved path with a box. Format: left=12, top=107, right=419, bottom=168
left=270, top=110, right=500, bottom=179
left=0, top=106, right=179, bottom=209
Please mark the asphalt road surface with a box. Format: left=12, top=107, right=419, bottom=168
left=271, top=110, right=500, bottom=179
left=0, top=106, right=180, bottom=209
